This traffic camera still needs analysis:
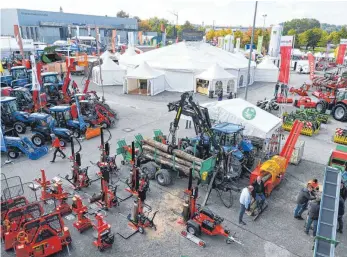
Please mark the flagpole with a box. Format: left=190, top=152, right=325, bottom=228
left=95, top=25, right=105, bottom=102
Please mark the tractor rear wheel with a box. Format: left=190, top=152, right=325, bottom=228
left=14, top=121, right=26, bottom=134
left=332, top=104, right=347, bottom=121
left=59, top=139, right=68, bottom=148
left=155, top=169, right=172, bottom=186
left=141, top=162, right=157, bottom=180
left=315, top=100, right=327, bottom=114
left=8, top=149, right=19, bottom=159
left=32, top=134, right=45, bottom=147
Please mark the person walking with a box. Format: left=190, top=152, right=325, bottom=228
left=305, top=198, right=320, bottom=236
left=239, top=185, right=254, bottom=225
left=294, top=184, right=316, bottom=220
left=340, top=181, right=347, bottom=202
left=50, top=135, right=66, bottom=163
left=274, top=83, right=280, bottom=98
left=217, top=91, right=223, bottom=101
left=337, top=196, right=345, bottom=233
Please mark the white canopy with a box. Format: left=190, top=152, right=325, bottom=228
left=101, top=51, right=116, bottom=60
left=201, top=98, right=282, bottom=139
left=254, top=56, right=279, bottom=82
left=124, top=61, right=166, bottom=96
left=92, top=57, right=126, bottom=86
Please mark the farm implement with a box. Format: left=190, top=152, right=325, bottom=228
left=334, top=128, right=347, bottom=145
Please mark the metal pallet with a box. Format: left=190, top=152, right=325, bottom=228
left=313, top=166, right=342, bottom=257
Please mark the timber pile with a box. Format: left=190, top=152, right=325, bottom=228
left=140, top=138, right=204, bottom=178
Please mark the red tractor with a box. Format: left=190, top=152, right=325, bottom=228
left=316, top=88, right=347, bottom=121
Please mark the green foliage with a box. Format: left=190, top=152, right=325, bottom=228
left=283, top=18, right=320, bottom=35
left=328, top=31, right=340, bottom=44
left=116, top=10, right=129, bottom=18
left=181, top=21, right=195, bottom=31
left=321, top=23, right=344, bottom=33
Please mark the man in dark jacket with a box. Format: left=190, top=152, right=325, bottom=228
left=294, top=184, right=316, bottom=220
left=252, top=176, right=266, bottom=210
left=305, top=198, right=320, bottom=236
left=337, top=196, right=345, bottom=233
left=340, top=181, right=347, bottom=202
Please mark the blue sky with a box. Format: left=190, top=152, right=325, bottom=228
left=1, top=0, right=347, bottom=26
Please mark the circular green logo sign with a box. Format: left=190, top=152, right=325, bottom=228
left=242, top=107, right=256, bottom=120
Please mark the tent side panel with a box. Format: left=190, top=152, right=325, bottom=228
left=164, top=70, right=195, bottom=92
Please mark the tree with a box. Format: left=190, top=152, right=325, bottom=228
left=283, top=18, right=320, bottom=35
left=233, top=30, right=243, bottom=46
left=328, top=31, right=341, bottom=45
left=287, top=29, right=299, bottom=47
left=339, top=27, right=347, bottom=39
left=181, top=21, right=194, bottom=31
left=138, top=20, right=151, bottom=32
left=206, top=30, right=216, bottom=41
left=318, top=30, right=329, bottom=47
left=300, top=28, right=323, bottom=50
left=133, top=16, right=141, bottom=22
left=116, top=10, right=129, bottom=18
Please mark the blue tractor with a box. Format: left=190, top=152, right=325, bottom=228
left=0, top=66, right=30, bottom=88
left=1, top=128, right=48, bottom=160
left=29, top=113, right=72, bottom=147
left=0, top=96, right=34, bottom=134
left=49, top=105, right=86, bottom=138
left=211, top=122, right=255, bottom=169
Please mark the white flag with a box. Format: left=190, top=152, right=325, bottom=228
left=30, top=55, right=40, bottom=91
left=76, top=26, right=80, bottom=38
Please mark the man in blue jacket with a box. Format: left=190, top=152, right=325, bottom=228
left=294, top=184, right=316, bottom=220
left=337, top=196, right=345, bottom=233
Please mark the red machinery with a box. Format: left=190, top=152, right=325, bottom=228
left=181, top=169, right=242, bottom=247
left=3, top=202, right=44, bottom=250
left=14, top=213, right=72, bottom=257
left=72, top=194, right=93, bottom=233
left=293, top=97, right=317, bottom=108
left=89, top=165, right=119, bottom=210
left=35, top=169, right=72, bottom=215
left=289, top=85, right=308, bottom=96
left=92, top=213, right=115, bottom=251
left=250, top=120, right=303, bottom=196
left=276, top=93, right=293, bottom=103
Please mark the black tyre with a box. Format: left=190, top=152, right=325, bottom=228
left=332, top=104, right=347, bottom=121
left=14, top=121, right=26, bottom=134
left=138, top=227, right=145, bottom=234
left=59, top=139, right=67, bottom=147
left=186, top=220, right=201, bottom=236
left=32, top=134, right=45, bottom=147
left=244, top=151, right=255, bottom=169
left=141, top=162, right=157, bottom=180
left=8, top=150, right=19, bottom=159
left=155, top=169, right=172, bottom=186
left=272, top=104, right=279, bottom=110
left=316, top=100, right=327, bottom=114
left=72, top=130, right=81, bottom=138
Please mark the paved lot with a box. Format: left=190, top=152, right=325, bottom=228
left=1, top=71, right=346, bottom=257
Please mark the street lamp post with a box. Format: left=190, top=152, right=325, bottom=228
left=244, top=1, right=258, bottom=101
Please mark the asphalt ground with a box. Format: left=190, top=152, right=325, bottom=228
left=1, top=70, right=346, bottom=257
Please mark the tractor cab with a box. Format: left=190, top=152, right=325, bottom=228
left=11, top=66, right=28, bottom=80
left=49, top=105, right=81, bottom=137
left=12, top=87, right=34, bottom=112
left=41, top=72, right=63, bottom=88
left=335, top=88, right=347, bottom=102
left=1, top=97, right=19, bottom=118
left=43, top=83, right=63, bottom=104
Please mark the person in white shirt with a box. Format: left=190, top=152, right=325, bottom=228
left=239, top=185, right=254, bottom=225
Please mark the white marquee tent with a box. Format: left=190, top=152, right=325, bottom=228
left=124, top=61, right=165, bottom=96
left=119, top=42, right=256, bottom=93
left=195, top=63, right=237, bottom=97
left=254, top=56, right=279, bottom=82
left=92, top=57, right=126, bottom=86
left=201, top=98, right=282, bottom=139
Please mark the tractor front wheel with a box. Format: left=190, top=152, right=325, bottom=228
left=32, top=134, right=45, bottom=147
left=59, top=139, right=68, bottom=148
left=332, top=104, right=347, bottom=121
left=8, top=149, right=19, bottom=159
left=14, top=121, right=26, bottom=134
left=315, top=100, right=327, bottom=114
left=155, top=169, right=172, bottom=186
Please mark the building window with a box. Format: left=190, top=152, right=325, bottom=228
left=35, top=27, right=39, bottom=41
left=20, top=27, right=24, bottom=39
left=26, top=27, right=30, bottom=39
left=239, top=75, right=244, bottom=87
left=30, top=27, right=35, bottom=40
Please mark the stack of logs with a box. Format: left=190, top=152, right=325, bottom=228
left=140, top=138, right=204, bottom=178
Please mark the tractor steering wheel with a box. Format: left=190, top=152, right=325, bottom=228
left=17, top=231, right=29, bottom=244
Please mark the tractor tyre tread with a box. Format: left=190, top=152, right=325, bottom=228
left=155, top=169, right=172, bottom=186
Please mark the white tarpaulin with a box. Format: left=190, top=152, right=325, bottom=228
left=92, top=57, right=126, bottom=86
left=119, top=42, right=256, bottom=92
left=195, top=63, right=237, bottom=95
left=125, top=61, right=165, bottom=96
left=201, top=98, right=282, bottom=139
left=254, top=56, right=279, bottom=82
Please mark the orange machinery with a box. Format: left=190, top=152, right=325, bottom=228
left=250, top=120, right=303, bottom=196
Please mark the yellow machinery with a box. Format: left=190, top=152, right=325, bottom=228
left=333, top=128, right=347, bottom=145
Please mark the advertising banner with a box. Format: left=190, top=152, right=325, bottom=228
left=14, top=25, right=24, bottom=59
left=336, top=39, right=347, bottom=65
left=87, top=26, right=91, bottom=36
left=138, top=31, right=143, bottom=45
left=325, top=43, right=331, bottom=58
left=257, top=36, right=263, bottom=53
left=278, top=36, right=293, bottom=84
left=307, top=52, right=315, bottom=80
left=112, top=30, right=117, bottom=53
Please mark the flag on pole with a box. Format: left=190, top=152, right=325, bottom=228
left=112, top=30, right=117, bottom=53
left=307, top=52, right=315, bottom=80
left=278, top=36, right=293, bottom=84
left=336, top=39, right=347, bottom=65
left=236, top=38, right=241, bottom=52
left=30, top=55, right=40, bottom=92
left=257, top=36, right=263, bottom=53
left=14, top=25, right=25, bottom=64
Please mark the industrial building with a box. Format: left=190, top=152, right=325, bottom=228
left=0, top=9, right=138, bottom=44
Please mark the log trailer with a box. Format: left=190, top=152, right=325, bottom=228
left=250, top=120, right=303, bottom=196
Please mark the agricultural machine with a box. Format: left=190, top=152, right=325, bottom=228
left=30, top=113, right=72, bottom=147
left=334, top=128, right=347, bottom=145
left=180, top=169, right=242, bottom=247
left=315, top=88, right=347, bottom=121
left=49, top=105, right=87, bottom=138
left=256, top=98, right=280, bottom=112
left=327, top=145, right=347, bottom=185
left=293, top=97, right=317, bottom=109
left=250, top=120, right=303, bottom=196
left=0, top=66, right=30, bottom=88
left=1, top=128, right=48, bottom=160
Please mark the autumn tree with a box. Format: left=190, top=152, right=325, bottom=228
left=116, top=10, right=129, bottom=18
left=138, top=20, right=151, bottom=32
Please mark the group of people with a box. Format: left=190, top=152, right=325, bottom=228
left=294, top=179, right=346, bottom=236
